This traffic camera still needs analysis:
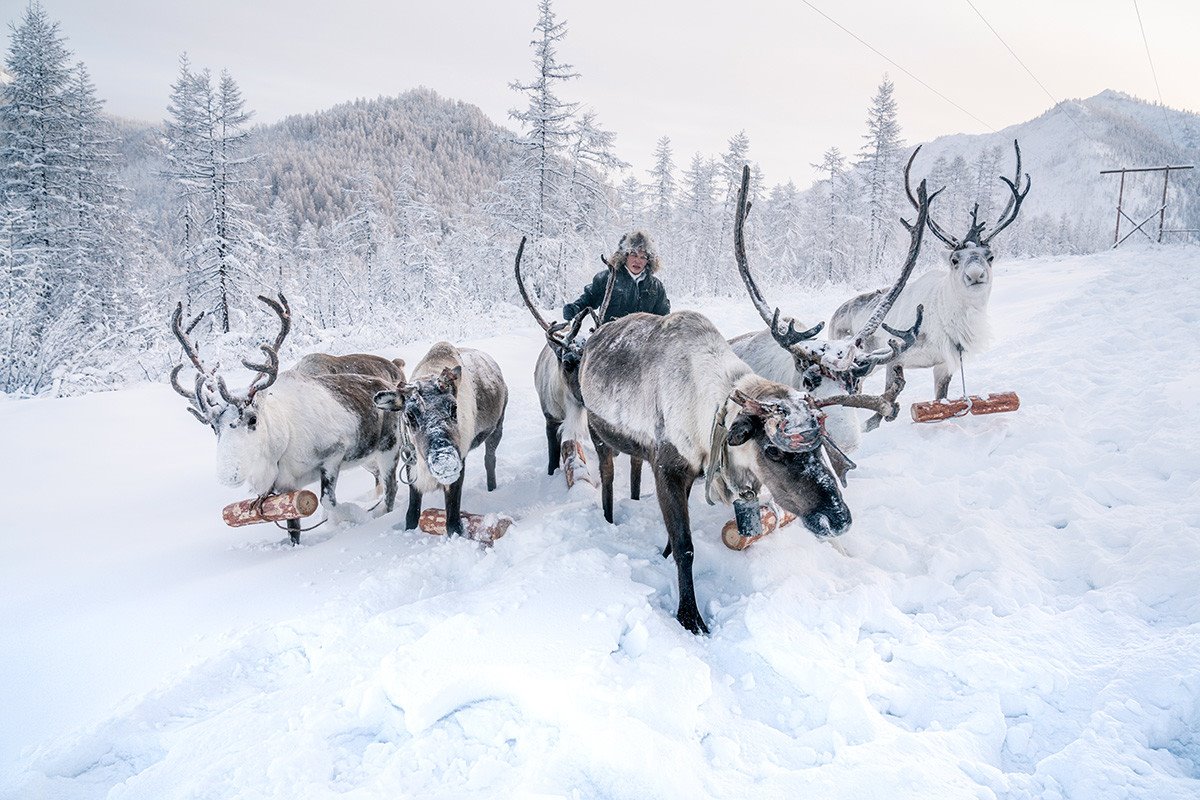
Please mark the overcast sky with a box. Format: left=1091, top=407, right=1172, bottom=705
left=8, top=0, right=1199, bottom=185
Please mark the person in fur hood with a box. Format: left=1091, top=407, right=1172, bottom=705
left=563, top=230, right=671, bottom=323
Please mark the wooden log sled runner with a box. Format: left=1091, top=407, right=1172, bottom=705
left=223, top=490, right=319, bottom=528
left=721, top=502, right=799, bottom=551
left=910, top=390, right=1020, bottom=423
left=417, top=508, right=513, bottom=544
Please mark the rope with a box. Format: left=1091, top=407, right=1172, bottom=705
left=952, top=343, right=973, bottom=418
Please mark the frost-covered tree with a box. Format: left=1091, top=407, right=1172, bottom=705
left=492, top=0, right=580, bottom=304
left=679, top=153, right=720, bottom=293
left=564, top=109, right=627, bottom=243
left=647, top=136, right=675, bottom=233
left=616, top=174, right=643, bottom=231
left=856, top=75, right=904, bottom=274
left=162, top=58, right=264, bottom=332
left=811, top=146, right=855, bottom=282
left=0, top=3, right=137, bottom=393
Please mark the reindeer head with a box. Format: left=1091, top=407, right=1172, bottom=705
left=733, top=164, right=931, bottom=397
left=908, top=140, right=1030, bottom=296
left=725, top=386, right=851, bottom=537
left=375, top=366, right=464, bottom=486
left=170, top=294, right=292, bottom=489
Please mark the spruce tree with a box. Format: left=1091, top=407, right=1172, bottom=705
left=856, top=75, right=904, bottom=275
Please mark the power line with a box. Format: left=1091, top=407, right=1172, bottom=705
left=963, top=0, right=1091, bottom=141
left=797, top=1, right=995, bottom=132
left=1131, top=0, right=1179, bottom=149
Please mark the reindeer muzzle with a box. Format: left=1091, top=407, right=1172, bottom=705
left=426, top=447, right=463, bottom=485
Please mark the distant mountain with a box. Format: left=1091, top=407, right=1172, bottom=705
left=899, top=91, right=1200, bottom=252
left=112, top=87, right=517, bottom=231
left=254, top=87, right=515, bottom=227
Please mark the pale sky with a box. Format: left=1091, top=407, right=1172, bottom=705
left=7, top=0, right=1199, bottom=185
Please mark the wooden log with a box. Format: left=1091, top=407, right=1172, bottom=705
left=910, top=391, right=1020, bottom=423
left=222, top=490, right=319, bottom=527
left=722, top=506, right=799, bottom=551
left=418, top=508, right=512, bottom=545
left=560, top=439, right=591, bottom=488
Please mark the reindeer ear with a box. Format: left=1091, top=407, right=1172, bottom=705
left=439, top=366, right=462, bottom=388
left=727, top=412, right=759, bottom=446
left=373, top=390, right=401, bottom=411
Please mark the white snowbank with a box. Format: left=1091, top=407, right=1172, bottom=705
left=2, top=246, right=1198, bottom=799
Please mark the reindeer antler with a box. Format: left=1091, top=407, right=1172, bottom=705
left=906, top=146, right=958, bottom=249
left=982, top=139, right=1031, bottom=245
left=733, top=165, right=825, bottom=354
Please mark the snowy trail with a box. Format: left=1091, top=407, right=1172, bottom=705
left=2, top=247, right=1199, bottom=799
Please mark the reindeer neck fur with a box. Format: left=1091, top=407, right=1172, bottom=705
left=221, top=372, right=367, bottom=495
left=933, top=268, right=993, bottom=355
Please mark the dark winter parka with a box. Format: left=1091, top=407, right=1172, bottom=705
left=562, top=231, right=671, bottom=323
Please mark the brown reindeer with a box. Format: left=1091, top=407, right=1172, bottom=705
left=374, top=342, right=508, bottom=538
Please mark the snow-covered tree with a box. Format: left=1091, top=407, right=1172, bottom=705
left=647, top=136, right=675, bottom=233
left=811, top=146, right=855, bottom=283
left=492, top=0, right=580, bottom=304
left=856, top=75, right=904, bottom=274
left=162, top=59, right=264, bottom=332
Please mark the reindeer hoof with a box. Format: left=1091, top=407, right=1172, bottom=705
left=863, top=414, right=883, bottom=433
left=677, top=608, right=710, bottom=636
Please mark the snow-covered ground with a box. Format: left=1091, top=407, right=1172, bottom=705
left=2, top=246, right=1198, bottom=799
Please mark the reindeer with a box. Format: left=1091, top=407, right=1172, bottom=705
left=730, top=165, right=933, bottom=450
left=294, top=353, right=407, bottom=384
left=830, top=140, right=1030, bottom=404
left=512, top=237, right=643, bottom=496
left=373, top=342, right=507, bottom=538
left=170, top=295, right=402, bottom=544
left=575, top=175, right=910, bottom=633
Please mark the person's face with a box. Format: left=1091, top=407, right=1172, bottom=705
left=626, top=249, right=648, bottom=275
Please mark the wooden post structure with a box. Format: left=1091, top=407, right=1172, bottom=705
left=1101, top=165, right=1194, bottom=247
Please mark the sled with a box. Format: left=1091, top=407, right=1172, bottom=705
left=561, top=439, right=592, bottom=488
left=721, top=504, right=799, bottom=551
left=910, top=391, right=1020, bottom=423
left=417, top=507, right=512, bottom=545
left=222, top=490, right=319, bottom=527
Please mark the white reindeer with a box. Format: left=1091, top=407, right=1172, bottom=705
left=830, top=141, right=1030, bottom=404
left=171, top=295, right=403, bottom=544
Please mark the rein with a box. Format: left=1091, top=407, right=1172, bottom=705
left=397, top=419, right=419, bottom=485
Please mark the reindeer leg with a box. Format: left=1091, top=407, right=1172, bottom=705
left=484, top=417, right=502, bottom=492
left=382, top=450, right=400, bottom=514
left=934, top=365, right=953, bottom=401
left=592, top=430, right=616, bottom=524
left=405, top=485, right=422, bottom=530
left=654, top=456, right=706, bottom=635
left=445, top=472, right=466, bottom=537
left=545, top=414, right=561, bottom=476
left=630, top=456, right=643, bottom=500
left=320, top=468, right=339, bottom=507
left=286, top=518, right=301, bottom=546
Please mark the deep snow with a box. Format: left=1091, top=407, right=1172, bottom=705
left=2, top=246, right=1199, bottom=799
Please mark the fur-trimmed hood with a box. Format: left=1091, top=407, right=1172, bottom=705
left=609, top=230, right=662, bottom=275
